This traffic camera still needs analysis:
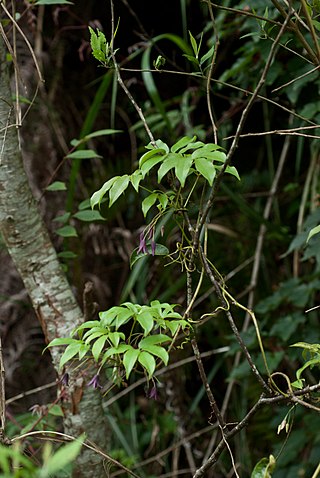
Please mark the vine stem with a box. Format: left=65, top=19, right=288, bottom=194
left=109, top=0, right=156, bottom=147
left=205, top=0, right=219, bottom=143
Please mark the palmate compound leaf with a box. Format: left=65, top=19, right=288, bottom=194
left=130, top=243, right=169, bottom=268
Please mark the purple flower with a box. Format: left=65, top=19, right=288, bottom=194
left=87, top=374, right=102, bottom=389
left=137, top=232, right=147, bottom=254
left=147, top=385, right=158, bottom=401
left=61, top=372, right=69, bottom=386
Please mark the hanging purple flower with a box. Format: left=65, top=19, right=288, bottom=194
left=87, top=374, right=102, bottom=389
left=137, top=232, right=147, bottom=254
left=147, top=227, right=156, bottom=256
left=147, top=385, right=158, bottom=401
left=151, top=239, right=156, bottom=256
left=61, top=372, right=69, bottom=386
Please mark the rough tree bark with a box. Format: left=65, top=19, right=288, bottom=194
left=0, top=36, right=108, bottom=477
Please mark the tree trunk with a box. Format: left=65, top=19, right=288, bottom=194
left=0, top=37, right=108, bottom=477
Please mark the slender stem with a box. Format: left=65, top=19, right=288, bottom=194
left=270, top=0, right=318, bottom=64
left=194, top=4, right=293, bottom=252
left=199, top=248, right=271, bottom=393
left=109, top=0, right=156, bottom=146
left=205, top=0, right=219, bottom=143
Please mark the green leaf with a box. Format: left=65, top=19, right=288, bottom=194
left=79, top=343, right=90, bottom=360
left=158, top=193, right=169, bottom=210
left=194, top=158, right=216, bottom=185
left=296, top=356, right=320, bottom=380
left=171, top=135, right=197, bottom=153
left=59, top=343, right=82, bottom=368
left=99, top=306, right=125, bottom=327
left=92, top=335, right=109, bottom=361
left=140, top=155, right=165, bottom=177
left=66, top=150, right=102, bottom=160
left=139, top=148, right=167, bottom=167
left=83, top=330, right=105, bottom=344
left=158, top=153, right=180, bottom=183
left=250, top=455, right=276, bottom=478
left=138, top=351, right=156, bottom=378
left=183, top=54, right=200, bottom=65
left=58, top=250, right=77, bottom=259
left=45, top=337, right=78, bottom=349
left=74, top=320, right=101, bottom=333
left=188, top=31, right=198, bottom=57
left=175, top=156, right=193, bottom=187
left=102, top=343, right=131, bottom=361
left=291, top=379, right=304, bottom=389
left=307, top=224, right=320, bottom=242
left=200, top=44, right=215, bottom=65
left=130, top=243, right=169, bottom=268
left=115, top=307, right=133, bottom=329
left=139, top=343, right=169, bottom=365
left=225, top=165, right=240, bottom=180
left=142, top=193, right=158, bottom=217
left=53, top=212, right=71, bottom=223
left=109, top=175, right=130, bottom=206
left=55, top=225, right=78, bottom=237
left=89, top=27, right=108, bottom=63
left=164, top=319, right=184, bottom=335
left=39, top=436, right=84, bottom=477
left=90, top=176, right=119, bottom=209
left=78, top=198, right=91, bottom=210
left=46, top=181, right=67, bottom=191
left=137, top=309, right=154, bottom=336
left=139, top=334, right=171, bottom=347
left=107, top=331, right=125, bottom=347
left=123, top=347, right=140, bottom=379
left=73, top=210, right=105, bottom=221
left=130, top=170, right=144, bottom=192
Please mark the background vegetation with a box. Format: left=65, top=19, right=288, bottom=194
left=0, top=0, right=320, bottom=477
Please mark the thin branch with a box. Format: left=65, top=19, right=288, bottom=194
left=270, top=0, right=319, bottom=64
left=193, top=395, right=265, bottom=477
left=199, top=248, right=271, bottom=393
left=205, top=1, right=219, bottom=143
left=272, top=65, right=320, bottom=93
left=109, top=0, right=156, bottom=146
left=300, top=0, right=320, bottom=61
left=0, top=2, right=43, bottom=82
left=194, top=3, right=293, bottom=251
left=225, top=124, right=320, bottom=140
